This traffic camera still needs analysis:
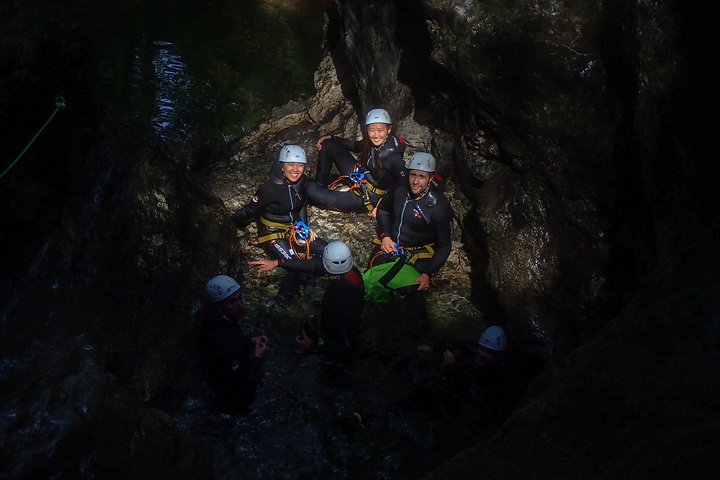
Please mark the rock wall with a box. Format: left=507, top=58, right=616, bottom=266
left=327, top=0, right=720, bottom=477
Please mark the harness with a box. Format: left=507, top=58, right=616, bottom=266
left=257, top=217, right=314, bottom=259
left=257, top=216, right=292, bottom=244
left=369, top=242, right=436, bottom=267
left=328, top=165, right=381, bottom=215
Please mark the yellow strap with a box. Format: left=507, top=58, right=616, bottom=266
left=365, top=182, right=386, bottom=195
left=405, top=244, right=435, bottom=264
left=259, top=216, right=292, bottom=230
left=368, top=242, right=435, bottom=263
left=257, top=232, right=286, bottom=244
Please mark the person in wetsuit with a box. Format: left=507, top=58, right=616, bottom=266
left=373, top=152, right=453, bottom=291
left=416, top=325, right=543, bottom=417
left=200, top=275, right=268, bottom=412
left=249, top=241, right=364, bottom=363
left=311, top=108, right=407, bottom=215
left=231, top=144, right=328, bottom=298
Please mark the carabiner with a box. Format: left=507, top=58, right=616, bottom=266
left=348, top=171, right=366, bottom=184
left=293, top=221, right=311, bottom=240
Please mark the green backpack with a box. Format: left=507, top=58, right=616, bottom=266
left=362, top=258, right=421, bottom=304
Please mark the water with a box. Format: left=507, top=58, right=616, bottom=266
left=84, top=0, right=329, bottom=144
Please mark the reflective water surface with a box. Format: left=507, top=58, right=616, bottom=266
left=85, top=0, right=329, bottom=143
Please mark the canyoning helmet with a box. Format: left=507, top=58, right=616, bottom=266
left=365, top=108, right=392, bottom=126
left=407, top=152, right=436, bottom=173
left=205, top=275, right=241, bottom=303
left=478, top=325, right=508, bottom=351
left=322, top=241, right=353, bottom=275
left=278, top=144, right=307, bottom=164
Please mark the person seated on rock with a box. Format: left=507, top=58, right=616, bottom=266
left=249, top=241, right=364, bottom=363
left=200, top=274, right=268, bottom=412
left=371, top=152, right=452, bottom=291
left=310, top=108, right=407, bottom=216
left=231, top=144, right=328, bottom=300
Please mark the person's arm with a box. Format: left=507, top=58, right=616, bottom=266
left=418, top=197, right=453, bottom=275
left=376, top=186, right=396, bottom=241
left=279, top=256, right=325, bottom=275
left=231, top=183, right=271, bottom=228
left=249, top=256, right=325, bottom=275
left=244, top=335, right=268, bottom=384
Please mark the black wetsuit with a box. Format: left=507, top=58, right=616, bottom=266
left=200, top=309, right=264, bottom=411
left=231, top=170, right=327, bottom=261
left=278, top=257, right=365, bottom=362
left=374, top=182, right=453, bottom=275
left=439, top=343, right=542, bottom=416
left=312, top=136, right=407, bottom=213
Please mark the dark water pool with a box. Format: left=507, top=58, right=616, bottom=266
left=83, top=0, right=329, bottom=144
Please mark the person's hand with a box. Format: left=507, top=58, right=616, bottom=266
left=248, top=259, right=279, bottom=273
left=308, top=229, right=318, bottom=243
left=295, top=330, right=313, bottom=350
left=417, top=344, right=433, bottom=353
left=441, top=350, right=456, bottom=368
left=380, top=236, right=396, bottom=254
left=252, top=335, right=268, bottom=358
left=415, top=273, right=431, bottom=290
left=316, top=135, right=332, bottom=150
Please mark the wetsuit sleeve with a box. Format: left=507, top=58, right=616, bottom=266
left=231, top=182, right=272, bottom=228
left=421, top=197, right=453, bottom=274
left=277, top=256, right=325, bottom=275
left=376, top=186, right=397, bottom=240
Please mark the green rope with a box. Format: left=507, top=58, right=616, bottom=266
left=0, top=97, right=66, bottom=180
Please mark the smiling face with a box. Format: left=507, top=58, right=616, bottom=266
left=408, top=169, right=432, bottom=197
left=282, top=162, right=305, bottom=183
left=366, top=123, right=392, bottom=147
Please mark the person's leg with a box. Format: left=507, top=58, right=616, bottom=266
left=315, top=139, right=359, bottom=186
left=261, top=239, right=303, bottom=301
left=308, top=183, right=366, bottom=213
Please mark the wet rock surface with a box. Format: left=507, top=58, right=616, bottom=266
left=2, top=0, right=720, bottom=478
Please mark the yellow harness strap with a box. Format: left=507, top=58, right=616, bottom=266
left=364, top=182, right=386, bottom=195
left=404, top=244, right=436, bottom=264
left=369, top=242, right=435, bottom=264
left=257, top=216, right=292, bottom=244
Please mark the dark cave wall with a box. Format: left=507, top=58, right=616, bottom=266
left=328, top=0, right=719, bottom=360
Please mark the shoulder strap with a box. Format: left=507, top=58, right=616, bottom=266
left=378, top=258, right=406, bottom=287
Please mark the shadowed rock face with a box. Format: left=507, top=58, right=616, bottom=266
left=2, top=0, right=719, bottom=478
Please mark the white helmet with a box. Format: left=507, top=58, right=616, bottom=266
left=322, top=241, right=353, bottom=275
left=478, top=325, right=508, bottom=351
left=205, top=275, right=241, bottom=303
left=407, top=152, right=436, bottom=173
left=365, top=108, right=392, bottom=126
left=278, top=145, right=307, bottom=164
